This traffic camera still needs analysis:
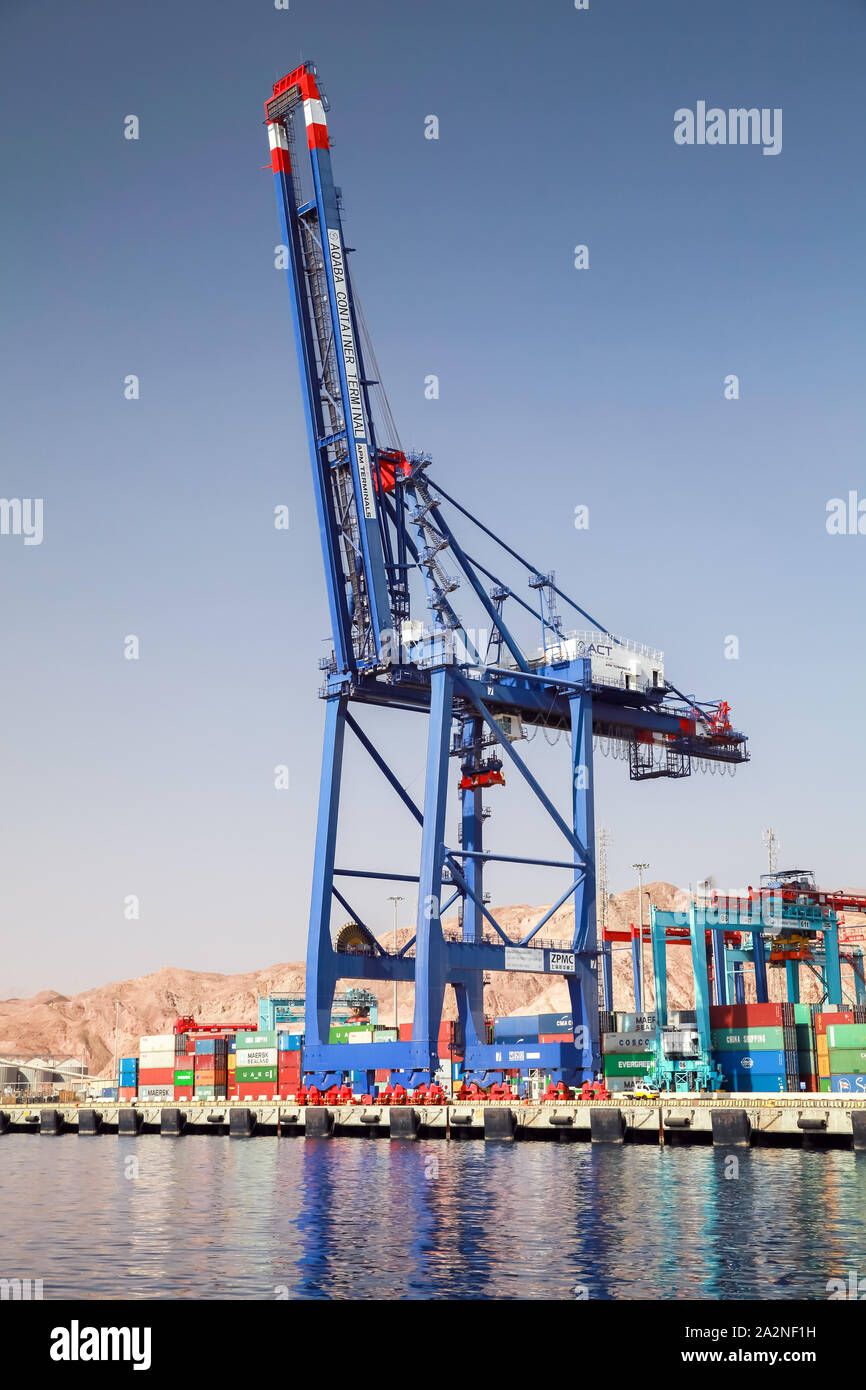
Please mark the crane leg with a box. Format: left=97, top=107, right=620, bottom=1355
left=303, top=694, right=346, bottom=1089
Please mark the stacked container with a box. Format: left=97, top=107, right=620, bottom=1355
left=118, top=1056, right=138, bottom=1101
left=194, top=1037, right=228, bottom=1099
left=235, top=1030, right=278, bottom=1099
left=138, top=1033, right=179, bottom=1102
left=602, top=1030, right=656, bottom=1090
left=822, top=1020, right=866, bottom=1094
left=277, top=1033, right=303, bottom=1097
left=710, top=1004, right=799, bottom=1092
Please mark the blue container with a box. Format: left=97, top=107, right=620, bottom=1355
left=119, top=1056, right=138, bottom=1069
left=195, top=1038, right=228, bottom=1055
left=537, top=1012, right=573, bottom=1032
left=101, top=1087, right=119, bottom=1099
left=493, top=1016, right=540, bottom=1040
left=715, top=1051, right=787, bottom=1078
left=722, top=1073, right=786, bottom=1094
left=278, top=1033, right=303, bottom=1052
left=228, top=1039, right=236, bottom=1053
left=830, top=1074, right=866, bottom=1095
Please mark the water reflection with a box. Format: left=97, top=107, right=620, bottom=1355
left=0, top=1137, right=862, bottom=1300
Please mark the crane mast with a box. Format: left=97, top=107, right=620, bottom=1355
left=265, top=64, right=750, bottom=1093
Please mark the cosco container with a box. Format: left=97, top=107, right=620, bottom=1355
left=602, top=1031, right=658, bottom=1053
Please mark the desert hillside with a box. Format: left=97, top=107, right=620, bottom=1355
left=0, top=881, right=839, bottom=1074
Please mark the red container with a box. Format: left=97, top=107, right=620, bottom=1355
left=236, top=1082, right=276, bottom=1100
left=815, top=1011, right=856, bottom=1034
left=137, top=1067, right=175, bottom=1085
left=398, top=1024, right=412, bottom=1041
left=174, top=1086, right=194, bottom=1100
left=709, top=1004, right=785, bottom=1028
left=118, top=1086, right=137, bottom=1101
left=539, top=1033, right=571, bottom=1043
left=375, top=1069, right=389, bottom=1083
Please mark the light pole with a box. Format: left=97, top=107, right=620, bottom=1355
left=112, top=999, right=121, bottom=1092
left=387, top=896, right=404, bottom=1032
left=632, top=864, right=649, bottom=1018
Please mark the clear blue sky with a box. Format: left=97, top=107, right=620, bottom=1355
left=1, top=0, right=864, bottom=994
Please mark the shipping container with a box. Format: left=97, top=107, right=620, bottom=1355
left=714, top=1051, right=787, bottom=1077
left=493, top=1015, right=540, bottom=1038
left=603, top=1031, right=658, bottom=1054
left=603, top=1054, right=654, bottom=1076
left=138, top=1084, right=174, bottom=1102
left=711, top=1028, right=786, bottom=1051
left=815, top=1011, right=855, bottom=1034
left=827, top=1024, right=866, bottom=1051
left=235, top=1031, right=278, bottom=1049
left=234, top=1065, right=278, bottom=1083
left=174, top=1034, right=189, bottom=1054
left=119, top=1056, right=139, bottom=1070
left=136, top=1049, right=176, bottom=1071
left=539, top=1032, right=571, bottom=1043
left=173, top=1086, right=194, bottom=1100
left=173, top=1070, right=194, bottom=1086
left=827, top=1049, right=866, bottom=1074
left=235, top=1047, right=278, bottom=1068
left=721, top=1074, right=787, bottom=1094
left=829, top=1074, right=866, bottom=1094
left=193, top=1085, right=227, bottom=1099
left=278, top=1034, right=303, bottom=1052
left=818, top=1077, right=831, bottom=1093
left=236, top=1082, right=276, bottom=1099
left=139, top=1034, right=176, bottom=1052
left=709, top=1004, right=785, bottom=1028
left=118, top=1086, right=137, bottom=1101
left=195, top=1038, right=228, bottom=1055
left=137, top=1067, right=175, bottom=1086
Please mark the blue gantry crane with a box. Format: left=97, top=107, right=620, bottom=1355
left=264, top=63, right=750, bottom=1094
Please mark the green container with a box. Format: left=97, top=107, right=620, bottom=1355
left=710, top=1027, right=786, bottom=1051
left=828, top=1049, right=866, bottom=1075
left=603, top=1053, right=653, bottom=1077
left=235, top=1065, right=278, bottom=1083
left=236, top=1031, right=277, bottom=1049
left=793, top=1004, right=812, bottom=1024
left=174, top=1069, right=194, bottom=1086
left=329, top=1027, right=351, bottom=1043
left=819, top=1077, right=831, bottom=1093
left=194, top=1085, right=225, bottom=1099
left=825, top=1024, right=866, bottom=1050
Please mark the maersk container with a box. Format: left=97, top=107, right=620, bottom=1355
left=235, top=1047, right=278, bottom=1068
left=830, top=1074, right=866, bottom=1094
left=138, top=1084, right=174, bottom=1102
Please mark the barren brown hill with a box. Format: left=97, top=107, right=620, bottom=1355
left=1, top=882, right=848, bottom=1074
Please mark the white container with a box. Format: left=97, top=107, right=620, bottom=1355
left=139, top=1034, right=176, bottom=1052
left=348, top=1030, right=373, bottom=1043
left=137, top=1050, right=177, bottom=1070
left=235, top=1047, right=278, bottom=1068
left=138, top=1084, right=173, bottom=1102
